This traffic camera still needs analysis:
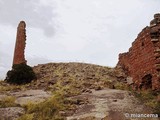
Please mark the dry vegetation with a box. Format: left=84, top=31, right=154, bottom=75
left=0, top=96, right=18, bottom=108
left=1, top=62, right=122, bottom=119
left=0, top=62, right=159, bottom=119
left=133, top=90, right=160, bottom=116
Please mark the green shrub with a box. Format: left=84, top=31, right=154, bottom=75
left=5, top=63, right=36, bottom=85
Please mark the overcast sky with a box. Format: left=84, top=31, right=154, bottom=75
left=0, top=0, right=160, bottom=79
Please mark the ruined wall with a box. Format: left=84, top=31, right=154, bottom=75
left=13, top=21, right=27, bottom=65
left=117, top=14, right=160, bottom=90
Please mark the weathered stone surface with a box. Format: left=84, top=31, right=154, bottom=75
left=126, top=77, right=133, bottom=85
left=0, top=95, right=8, bottom=100
left=13, top=21, right=27, bottom=65
left=117, top=13, right=160, bottom=90
left=10, top=90, right=51, bottom=105
left=67, top=89, right=154, bottom=120
left=0, top=107, right=25, bottom=120
left=157, top=95, right=160, bottom=102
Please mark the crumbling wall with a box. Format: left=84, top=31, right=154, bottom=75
left=13, top=21, right=27, bottom=65
left=117, top=14, right=160, bottom=90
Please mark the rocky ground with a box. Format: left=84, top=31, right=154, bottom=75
left=0, top=62, right=159, bottom=120
left=0, top=89, right=51, bottom=120
left=67, top=89, right=156, bottom=120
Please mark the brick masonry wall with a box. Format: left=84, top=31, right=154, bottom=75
left=13, top=21, right=27, bottom=65
left=117, top=14, right=160, bottom=90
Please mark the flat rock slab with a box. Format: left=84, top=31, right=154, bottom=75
left=11, top=90, right=51, bottom=105
left=67, top=89, right=158, bottom=120
left=0, top=107, right=25, bottom=120
left=0, top=94, right=8, bottom=100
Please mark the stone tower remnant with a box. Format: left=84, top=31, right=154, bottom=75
left=117, top=13, right=160, bottom=90
left=13, top=21, right=27, bottom=65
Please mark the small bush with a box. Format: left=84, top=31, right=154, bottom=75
left=17, top=114, right=34, bottom=120
left=0, top=84, right=25, bottom=92
left=5, top=63, right=36, bottom=85
left=114, top=82, right=126, bottom=90
left=0, top=96, right=18, bottom=108
left=23, top=96, right=64, bottom=120
left=133, top=90, right=160, bottom=116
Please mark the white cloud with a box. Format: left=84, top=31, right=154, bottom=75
left=0, top=0, right=56, bottom=37
left=0, top=0, right=160, bottom=79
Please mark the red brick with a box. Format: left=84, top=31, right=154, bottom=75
left=13, top=21, right=27, bottom=65
left=117, top=14, right=160, bottom=90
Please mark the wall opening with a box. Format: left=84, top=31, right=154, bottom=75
left=140, top=74, right=152, bottom=89
left=150, top=32, right=159, bottom=39
left=141, top=42, right=144, bottom=46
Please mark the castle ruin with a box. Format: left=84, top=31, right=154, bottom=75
left=117, top=13, right=160, bottom=90
left=13, top=21, right=27, bottom=65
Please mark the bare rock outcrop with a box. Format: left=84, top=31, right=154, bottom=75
left=0, top=107, right=25, bottom=120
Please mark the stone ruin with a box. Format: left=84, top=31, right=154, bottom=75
left=12, top=16, right=160, bottom=90
left=117, top=13, right=160, bottom=90
left=13, top=21, right=27, bottom=65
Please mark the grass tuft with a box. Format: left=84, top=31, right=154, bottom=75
left=0, top=96, right=18, bottom=108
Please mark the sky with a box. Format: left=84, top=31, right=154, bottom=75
left=0, top=0, right=160, bottom=79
